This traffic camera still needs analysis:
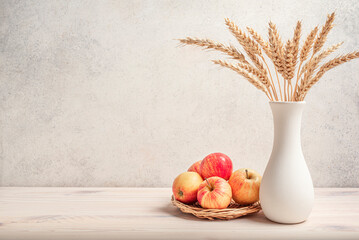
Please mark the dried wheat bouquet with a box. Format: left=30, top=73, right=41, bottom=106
left=178, top=13, right=359, bottom=101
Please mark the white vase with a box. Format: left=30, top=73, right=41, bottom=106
left=259, top=101, right=314, bottom=224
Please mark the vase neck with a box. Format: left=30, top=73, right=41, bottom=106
left=270, top=102, right=305, bottom=151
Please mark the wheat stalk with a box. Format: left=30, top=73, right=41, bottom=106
left=224, top=19, right=267, bottom=73
left=246, top=27, right=279, bottom=99
left=246, top=27, right=280, bottom=99
left=296, top=51, right=359, bottom=100
left=291, top=22, right=302, bottom=71
left=284, top=40, right=294, bottom=80
left=288, top=21, right=302, bottom=100
left=296, top=12, right=336, bottom=96
left=300, top=42, right=343, bottom=88
left=268, top=22, right=285, bottom=76
left=313, top=12, right=335, bottom=54
left=247, top=27, right=271, bottom=58
left=245, top=26, right=280, bottom=100
left=282, top=21, right=301, bottom=100
left=225, top=18, right=262, bottom=56
left=225, top=19, right=279, bottom=100
left=291, top=21, right=302, bottom=69
left=224, top=19, right=267, bottom=75
left=284, top=40, right=294, bottom=100
left=213, top=60, right=270, bottom=98
left=300, top=26, right=319, bottom=62
left=178, top=37, right=247, bottom=62
left=293, top=26, right=319, bottom=99
left=268, top=21, right=285, bottom=100
left=236, top=62, right=274, bottom=99
left=236, top=62, right=266, bottom=84
left=294, top=43, right=342, bottom=101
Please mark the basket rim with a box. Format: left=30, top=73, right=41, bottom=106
left=171, top=195, right=261, bottom=220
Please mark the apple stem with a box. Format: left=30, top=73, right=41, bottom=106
left=205, top=178, right=210, bottom=186
left=245, top=169, right=249, bottom=179
left=205, top=178, right=213, bottom=191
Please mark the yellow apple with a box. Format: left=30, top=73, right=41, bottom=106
left=228, top=168, right=261, bottom=205
left=197, top=177, right=232, bottom=209
left=172, top=172, right=203, bottom=204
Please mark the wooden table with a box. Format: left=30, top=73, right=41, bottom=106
left=0, top=188, right=358, bottom=240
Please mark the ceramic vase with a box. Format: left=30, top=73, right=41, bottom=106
left=259, top=101, right=314, bottom=224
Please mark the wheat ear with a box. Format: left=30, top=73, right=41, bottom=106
left=246, top=27, right=280, bottom=100
left=237, top=62, right=274, bottom=100
left=268, top=22, right=285, bottom=75
left=283, top=21, right=301, bottom=100
left=298, top=12, right=336, bottom=99
left=245, top=51, right=278, bottom=100
left=295, top=42, right=342, bottom=99
left=297, top=51, right=359, bottom=100
left=246, top=27, right=279, bottom=100
left=300, top=42, right=343, bottom=88
left=313, top=12, right=335, bottom=54
left=224, top=19, right=266, bottom=73
left=247, top=27, right=271, bottom=58
left=225, top=19, right=278, bottom=100
left=284, top=40, right=294, bottom=81
left=268, top=21, right=285, bottom=100
left=178, top=37, right=247, bottom=62
left=300, top=26, right=319, bottom=62
left=225, top=18, right=262, bottom=55
left=212, top=60, right=270, bottom=98
left=293, top=26, right=319, bottom=100
left=284, top=40, right=294, bottom=100
left=290, top=21, right=302, bottom=100
left=291, top=21, right=302, bottom=69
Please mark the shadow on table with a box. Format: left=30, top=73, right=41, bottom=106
left=158, top=203, right=205, bottom=221
left=243, top=211, right=279, bottom=224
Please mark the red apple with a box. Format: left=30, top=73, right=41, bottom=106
left=228, top=168, right=261, bottom=205
left=172, top=172, right=203, bottom=204
left=187, top=160, right=201, bottom=174
left=197, top=177, right=232, bottom=209
left=200, top=153, right=233, bottom=180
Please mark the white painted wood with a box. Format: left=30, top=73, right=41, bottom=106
left=0, top=188, right=358, bottom=240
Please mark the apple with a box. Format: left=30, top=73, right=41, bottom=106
left=172, top=172, right=203, bottom=204
left=187, top=160, right=201, bottom=174
left=200, top=153, right=233, bottom=180
left=228, top=168, right=262, bottom=205
left=197, top=177, right=232, bottom=209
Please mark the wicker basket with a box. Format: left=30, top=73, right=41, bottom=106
left=171, top=195, right=261, bottom=220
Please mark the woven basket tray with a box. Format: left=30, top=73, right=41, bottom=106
left=171, top=195, right=261, bottom=220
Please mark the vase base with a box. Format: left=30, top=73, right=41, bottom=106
left=264, top=215, right=308, bottom=224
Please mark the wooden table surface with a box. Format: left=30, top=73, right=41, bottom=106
left=0, top=188, right=358, bottom=240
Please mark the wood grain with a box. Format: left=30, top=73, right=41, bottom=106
left=0, top=188, right=358, bottom=240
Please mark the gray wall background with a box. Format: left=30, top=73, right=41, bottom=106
left=0, top=0, right=358, bottom=187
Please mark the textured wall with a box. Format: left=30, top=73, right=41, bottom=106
left=0, top=0, right=358, bottom=187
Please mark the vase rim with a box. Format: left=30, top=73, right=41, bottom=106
left=269, top=101, right=306, bottom=104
